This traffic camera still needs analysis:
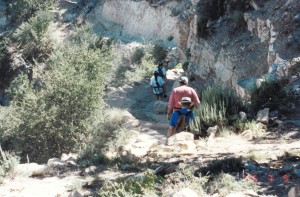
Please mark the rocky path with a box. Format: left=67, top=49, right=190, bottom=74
left=106, top=69, right=181, bottom=145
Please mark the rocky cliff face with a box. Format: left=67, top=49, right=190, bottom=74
left=87, top=0, right=300, bottom=92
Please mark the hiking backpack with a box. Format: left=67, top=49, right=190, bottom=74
left=158, top=66, right=164, bottom=78
left=153, top=76, right=161, bottom=94
left=174, top=111, right=192, bottom=133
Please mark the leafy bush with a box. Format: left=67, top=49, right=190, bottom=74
left=193, top=86, right=243, bottom=134
left=123, top=55, right=157, bottom=85
left=13, top=10, right=54, bottom=62
left=0, top=37, right=13, bottom=88
left=100, top=172, right=162, bottom=196
left=77, top=108, right=134, bottom=166
left=0, top=146, right=20, bottom=183
left=164, top=163, right=207, bottom=196
left=151, top=42, right=167, bottom=64
left=6, top=0, right=55, bottom=24
left=0, top=29, right=115, bottom=163
left=131, top=47, right=145, bottom=64
left=195, top=157, right=244, bottom=176
left=206, top=172, right=258, bottom=196
left=250, top=79, right=288, bottom=112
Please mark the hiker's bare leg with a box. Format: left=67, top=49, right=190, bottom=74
left=155, top=94, right=159, bottom=100
left=159, top=93, right=164, bottom=100
left=167, top=126, right=175, bottom=138
left=163, top=84, right=167, bottom=97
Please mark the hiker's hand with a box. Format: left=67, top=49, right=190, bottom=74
left=167, top=113, right=171, bottom=121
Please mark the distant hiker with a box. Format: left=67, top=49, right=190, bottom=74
left=155, top=62, right=167, bottom=81
left=167, top=76, right=200, bottom=120
left=150, top=70, right=166, bottom=100
left=167, top=97, right=195, bottom=138
left=154, top=62, right=167, bottom=98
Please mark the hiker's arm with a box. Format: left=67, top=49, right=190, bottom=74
left=192, top=89, right=200, bottom=107
left=168, top=91, right=174, bottom=112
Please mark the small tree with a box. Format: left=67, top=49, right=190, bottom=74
left=13, top=10, right=54, bottom=62
left=0, top=29, right=115, bottom=162
left=151, top=42, right=167, bottom=64
left=6, top=0, right=55, bottom=24
left=250, top=79, right=288, bottom=112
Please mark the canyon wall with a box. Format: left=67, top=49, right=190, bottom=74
left=87, top=0, right=300, bottom=92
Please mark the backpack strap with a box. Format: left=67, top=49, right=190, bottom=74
left=153, top=75, right=161, bottom=91
left=158, top=66, right=164, bottom=77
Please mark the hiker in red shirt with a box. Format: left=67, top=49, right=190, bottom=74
left=167, top=76, right=200, bottom=120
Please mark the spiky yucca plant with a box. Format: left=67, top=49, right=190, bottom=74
left=192, top=86, right=242, bottom=135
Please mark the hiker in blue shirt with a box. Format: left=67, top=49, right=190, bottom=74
left=167, top=97, right=195, bottom=138
left=150, top=70, right=166, bottom=100
left=154, top=62, right=167, bottom=82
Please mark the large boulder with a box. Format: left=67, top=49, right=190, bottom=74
left=47, top=158, right=65, bottom=167
left=153, top=101, right=168, bottom=114
left=14, top=163, right=49, bottom=177
left=256, top=108, right=269, bottom=124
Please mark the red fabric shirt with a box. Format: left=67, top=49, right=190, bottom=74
left=168, top=85, right=200, bottom=110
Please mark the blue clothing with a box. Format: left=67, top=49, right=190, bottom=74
left=154, top=66, right=166, bottom=78
left=150, top=76, right=165, bottom=94
left=169, top=108, right=194, bottom=127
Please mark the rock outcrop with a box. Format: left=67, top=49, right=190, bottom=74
left=86, top=0, right=300, bottom=94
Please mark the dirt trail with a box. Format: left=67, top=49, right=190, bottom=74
left=106, top=69, right=181, bottom=144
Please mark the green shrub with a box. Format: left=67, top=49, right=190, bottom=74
left=0, top=146, right=20, bottom=183
left=196, top=157, right=243, bottom=176
left=165, top=163, right=207, bottom=196
left=192, top=86, right=243, bottom=134
left=131, top=47, right=145, bottom=64
left=100, top=172, right=162, bottom=196
left=151, top=42, right=167, bottom=64
left=206, top=172, right=258, bottom=196
left=13, top=10, right=54, bottom=61
left=250, top=79, right=288, bottom=112
left=0, top=37, right=13, bottom=88
left=0, top=29, right=115, bottom=163
left=6, top=0, right=55, bottom=24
